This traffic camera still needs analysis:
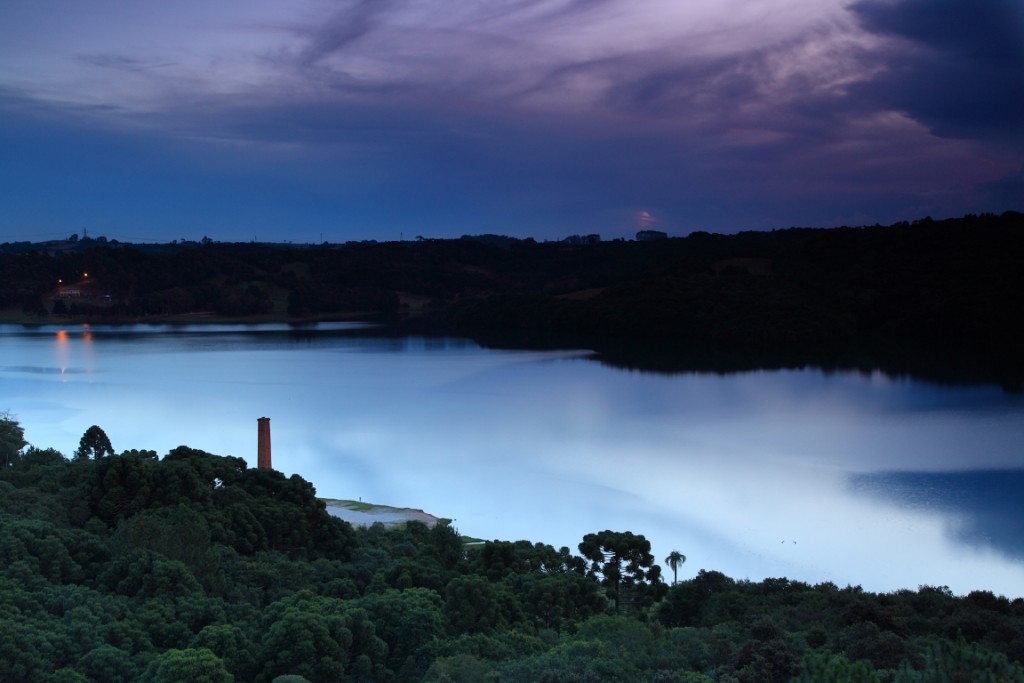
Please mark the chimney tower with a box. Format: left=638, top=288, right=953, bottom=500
left=257, top=417, right=271, bottom=470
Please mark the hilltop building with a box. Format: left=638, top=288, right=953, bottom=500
left=636, top=229, right=668, bottom=241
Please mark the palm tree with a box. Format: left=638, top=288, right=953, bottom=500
left=665, top=550, right=686, bottom=586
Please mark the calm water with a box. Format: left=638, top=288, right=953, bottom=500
left=2, top=322, right=1022, bottom=597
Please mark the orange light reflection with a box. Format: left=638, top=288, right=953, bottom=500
left=55, top=329, right=69, bottom=376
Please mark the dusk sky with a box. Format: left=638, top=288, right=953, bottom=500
left=1, top=0, right=1022, bottom=244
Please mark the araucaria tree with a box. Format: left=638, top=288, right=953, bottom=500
left=75, top=425, right=114, bottom=460
left=578, top=530, right=667, bottom=615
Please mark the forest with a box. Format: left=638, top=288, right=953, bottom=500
left=1, top=417, right=1023, bottom=682
left=1, top=211, right=1022, bottom=387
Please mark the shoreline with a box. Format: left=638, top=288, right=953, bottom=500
left=0, top=309, right=375, bottom=326
left=321, top=498, right=441, bottom=529
left=3, top=311, right=1021, bottom=391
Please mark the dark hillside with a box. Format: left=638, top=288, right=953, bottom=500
left=1, top=430, right=1022, bottom=682
left=3, top=211, right=1022, bottom=385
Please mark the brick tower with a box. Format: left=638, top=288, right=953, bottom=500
left=257, top=417, right=271, bottom=470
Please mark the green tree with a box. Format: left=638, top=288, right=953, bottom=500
left=0, top=411, right=27, bottom=468
left=475, top=540, right=585, bottom=581
left=511, top=570, right=606, bottom=633
left=655, top=569, right=737, bottom=628
left=356, top=587, right=444, bottom=678
left=113, top=504, right=211, bottom=568
left=0, top=517, right=83, bottom=584
left=578, top=530, right=666, bottom=615
left=258, top=608, right=349, bottom=682
left=50, top=669, right=90, bottom=683
left=76, top=644, right=138, bottom=683
left=75, top=425, right=114, bottom=460
left=429, top=520, right=464, bottom=571
left=422, top=654, right=494, bottom=682
left=444, top=575, right=523, bottom=635
left=191, top=624, right=257, bottom=683
left=97, top=549, right=201, bottom=600
left=88, top=453, right=157, bottom=524
left=894, top=636, right=1024, bottom=682
left=0, top=620, right=51, bottom=683
left=257, top=591, right=389, bottom=682
left=14, top=446, right=66, bottom=471
left=793, top=652, right=880, bottom=683
left=665, top=550, right=687, bottom=585
left=138, top=647, right=234, bottom=683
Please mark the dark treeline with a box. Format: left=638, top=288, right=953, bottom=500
left=1, top=417, right=1023, bottom=682
left=2, top=211, right=1023, bottom=386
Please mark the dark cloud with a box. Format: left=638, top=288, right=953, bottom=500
left=298, top=0, right=390, bottom=66
left=1, top=1, right=1019, bottom=242
left=852, top=0, right=1024, bottom=62
left=849, top=0, right=1024, bottom=141
left=78, top=54, right=175, bottom=72
left=586, top=41, right=879, bottom=184
left=607, top=54, right=760, bottom=118
left=458, top=0, right=612, bottom=25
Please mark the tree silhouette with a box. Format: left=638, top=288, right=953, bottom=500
left=74, top=425, right=114, bottom=460
left=0, top=411, right=27, bottom=468
left=665, top=550, right=686, bottom=586
left=579, top=530, right=665, bottom=615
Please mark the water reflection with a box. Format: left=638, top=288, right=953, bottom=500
left=55, top=328, right=69, bottom=376
left=849, top=470, right=1024, bottom=560
left=4, top=366, right=88, bottom=375
left=1, top=322, right=1022, bottom=596
left=50, top=326, right=95, bottom=379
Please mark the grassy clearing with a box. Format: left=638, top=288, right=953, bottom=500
left=321, top=499, right=438, bottom=518
left=323, top=498, right=394, bottom=512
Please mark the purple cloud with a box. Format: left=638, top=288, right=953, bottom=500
left=0, top=0, right=1020, bottom=242
left=849, top=0, right=1024, bottom=140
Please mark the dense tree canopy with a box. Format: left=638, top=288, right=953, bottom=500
left=0, top=414, right=1022, bottom=682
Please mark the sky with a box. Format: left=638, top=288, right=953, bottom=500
left=1, top=0, right=1022, bottom=244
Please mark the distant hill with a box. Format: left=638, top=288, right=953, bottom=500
left=3, top=211, right=1022, bottom=385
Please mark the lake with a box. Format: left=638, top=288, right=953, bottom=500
left=2, top=322, right=1022, bottom=597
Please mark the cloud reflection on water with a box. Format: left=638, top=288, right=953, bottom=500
left=849, top=470, right=1024, bottom=561
left=1, top=323, right=1022, bottom=596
